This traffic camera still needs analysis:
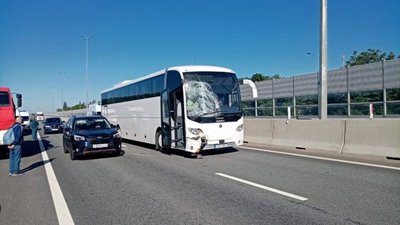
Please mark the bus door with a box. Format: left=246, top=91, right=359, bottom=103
left=170, top=89, right=184, bottom=148
left=160, top=89, right=171, bottom=147
left=161, top=70, right=186, bottom=149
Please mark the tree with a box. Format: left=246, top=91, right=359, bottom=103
left=387, top=52, right=396, bottom=60
left=249, top=73, right=281, bottom=82
left=346, top=49, right=398, bottom=66
left=251, top=73, right=267, bottom=82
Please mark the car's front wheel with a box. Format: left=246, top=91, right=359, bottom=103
left=63, top=140, right=69, bottom=153
left=70, top=149, right=76, bottom=160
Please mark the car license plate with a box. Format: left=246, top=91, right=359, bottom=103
left=214, top=144, right=228, bottom=148
left=93, top=143, right=108, bottom=148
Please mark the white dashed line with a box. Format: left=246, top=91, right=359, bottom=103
left=239, top=146, right=400, bottom=171
left=37, top=132, right=75, bottom=225
left=216, top=173, right=308, bottom=201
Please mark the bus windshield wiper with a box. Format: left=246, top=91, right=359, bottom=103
left=199, top=110, right=225, bottom=117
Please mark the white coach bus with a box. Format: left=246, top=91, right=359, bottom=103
left=101, top=65, right=243, bottom=154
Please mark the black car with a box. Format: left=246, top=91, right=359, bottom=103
left=62, top=115, right=121, bottom=160
left=44, top=117, right=64, bottom=134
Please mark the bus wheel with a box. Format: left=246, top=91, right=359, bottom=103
left=155, top=130, right=162, bottom=151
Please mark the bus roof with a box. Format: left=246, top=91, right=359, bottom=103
left=101, top=65, right=235, bottom=94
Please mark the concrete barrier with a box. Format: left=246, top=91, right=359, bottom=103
left=271, top=119, right=344, bottom=152
left=243, top=119, right=273, bottom=145
left=342, top=120, right=400, bottom=158
left=243, top=118, right=400, bottom=158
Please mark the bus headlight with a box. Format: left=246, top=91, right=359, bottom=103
left=188, top=128, right=202, bottom=135
left=236, top=124, right=244, bottom=132
left=74, top=135, right=86, bottom=141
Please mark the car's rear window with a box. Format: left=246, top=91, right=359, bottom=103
left=74, top=118, right=111, bottom=130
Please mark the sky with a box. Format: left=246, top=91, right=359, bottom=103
left=0, top=0, right=399, bottom=113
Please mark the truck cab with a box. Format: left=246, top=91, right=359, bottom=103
left=16, top=109, right=30, bottom=131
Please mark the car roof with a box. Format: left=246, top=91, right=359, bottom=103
left=72, top=115, right=105, bottom=120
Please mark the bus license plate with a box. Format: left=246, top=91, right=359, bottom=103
left=93, top=143, right=108, bottom=148
left=215, top=144, right=228, bottom=148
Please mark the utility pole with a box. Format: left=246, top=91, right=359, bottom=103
left=319, top=0, right=328, bottom=119
left=60, top=72, right=65, bottom=119
left=83, top=36, right=91, bottom=112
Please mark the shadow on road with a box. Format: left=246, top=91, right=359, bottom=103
left=78, top=150, right=126, bottom=161
left=121, top=138, right=238, bottom=158
left=19, top=158, right=55, bottom=174
left=21, top=139, right=54, bottom=158
left=164, top=147, right=239, bottom=158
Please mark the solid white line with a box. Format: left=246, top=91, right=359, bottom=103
left=215, top=173, right=308, bottom=201
left=37, top=132, right=75, bottom=225
left=239, top=146, right=400, bottom=171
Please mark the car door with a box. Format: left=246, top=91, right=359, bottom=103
left=63, top=118, right=73, bottom=150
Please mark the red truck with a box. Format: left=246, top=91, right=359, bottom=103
left=0, top=87, right=22, bottom=158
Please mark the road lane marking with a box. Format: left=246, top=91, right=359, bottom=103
left=240, top=146, right=400, bottom=171
left=38, top=132, right=75, bottom=225
left=215, top=173, right=308, bottom=201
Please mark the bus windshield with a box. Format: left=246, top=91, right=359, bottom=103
left=184, top=72, right=241, bottom=122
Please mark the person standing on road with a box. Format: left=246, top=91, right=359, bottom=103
left=30, top=116, right=39, bottom=140
left=8, top=116, right=24, bottom=176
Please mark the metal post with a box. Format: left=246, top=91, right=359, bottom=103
left=52, top=94, right=54, bottom=113
left=346, top=66, right=351, bottom=117
left=272, top=79, right=275, bottom=117
left=83, top=36, right=91, bottom=112
left=293, top=76, right=296, bottom=118
left=382, top=60, right=387, bottom=117
left=255, top=99, right=258, bottom=117
left=61, top=72, right=65, bottom=119
left=319, top=0, right=328, bottom=119
left=369, top=103, right=374, bottom=119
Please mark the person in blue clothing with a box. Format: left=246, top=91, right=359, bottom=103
left=30, top=116, right=39, bottom=140
left=8, top=116, right=24, bottom=176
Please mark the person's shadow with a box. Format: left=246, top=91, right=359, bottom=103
left=21, top=139, right=54, bottom=158
left=19, top=158, right=55, bottom=174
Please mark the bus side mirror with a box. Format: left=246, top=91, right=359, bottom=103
left=16, top=94, right=22, bottom=107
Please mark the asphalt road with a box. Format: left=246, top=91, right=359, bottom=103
left=0, top=129, right=399, bottom=225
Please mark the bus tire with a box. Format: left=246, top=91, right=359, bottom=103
left=155, top=130, right=162, bottom=151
